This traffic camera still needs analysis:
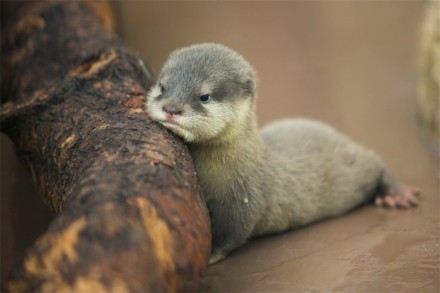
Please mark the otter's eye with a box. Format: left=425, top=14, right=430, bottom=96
left=159, top=82, right=165, bottom=93
left=200, top=94, right=211, bottom=103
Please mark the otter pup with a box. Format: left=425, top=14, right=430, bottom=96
left=145, top=43, right=420, bottom=264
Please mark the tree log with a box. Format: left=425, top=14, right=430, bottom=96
left=0, top=1, right=211, bottom=292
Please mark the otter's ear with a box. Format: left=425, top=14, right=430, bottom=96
left=244, top=78, right=256, bottom=96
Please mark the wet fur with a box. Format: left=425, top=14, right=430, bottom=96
left=146, top=43, right=411, bottom=263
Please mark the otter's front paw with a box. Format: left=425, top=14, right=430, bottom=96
left=375, top=185, right=420, bottom=208
left=209, top=253, right=226, bottom=265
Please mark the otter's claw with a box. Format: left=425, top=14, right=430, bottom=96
left=375, top=185, right=420, bottom=209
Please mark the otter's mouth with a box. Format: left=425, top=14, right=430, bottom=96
left=160, top=120, right=186, bottom=134
left=161, top=120, right=181, bottom=128
left=157, top=118, right=195, bottom=142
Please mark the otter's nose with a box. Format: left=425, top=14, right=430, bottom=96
left=162, top=105, right=183, bottom=115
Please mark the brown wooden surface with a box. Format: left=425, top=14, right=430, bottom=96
left=1, top=1, right=210, bottom=292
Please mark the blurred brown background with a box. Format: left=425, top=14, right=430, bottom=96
left=2, top=1, right=438, bottom=291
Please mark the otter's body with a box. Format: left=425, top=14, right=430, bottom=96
left=256, top=119, right=383, bottom=234
left=146, top=43, right=419, bottom=263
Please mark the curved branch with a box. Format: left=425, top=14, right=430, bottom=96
left=1, top=1, right=211, bottom=292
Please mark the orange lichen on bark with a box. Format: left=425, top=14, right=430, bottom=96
left=131, top=197, right=178, bottom=291
left=24, top=218, right=87, bottom=276
left=69, top=49, right=118, bottom=77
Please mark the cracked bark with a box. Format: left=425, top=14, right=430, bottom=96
left=0, top=1, right=211, bottom=292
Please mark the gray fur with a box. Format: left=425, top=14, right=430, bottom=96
left=145, top=43, right=401, bottom=263
left=160, top=43, right=255, bottom=104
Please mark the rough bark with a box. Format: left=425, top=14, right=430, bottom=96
left=0, top=1, right=211, bottom=292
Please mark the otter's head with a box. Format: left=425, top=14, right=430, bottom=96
left=146, top=43, right=256, bottom=144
